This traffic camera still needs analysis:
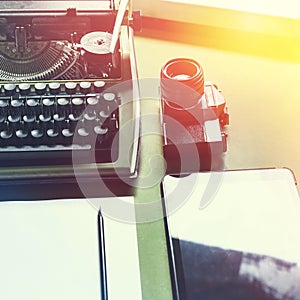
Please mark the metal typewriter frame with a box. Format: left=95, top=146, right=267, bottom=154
left=0, top=1, right=141, bottom=200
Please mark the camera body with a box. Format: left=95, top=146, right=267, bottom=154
left=160, top=58, right=229, bottom=174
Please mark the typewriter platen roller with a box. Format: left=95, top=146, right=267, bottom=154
left=0, top=1, right=141, bottom=200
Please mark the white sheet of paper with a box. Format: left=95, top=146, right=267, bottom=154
left=0, top=199, right=101, bottom=300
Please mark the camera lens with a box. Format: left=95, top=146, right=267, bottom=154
left=160, top=58, right=205, bottom=110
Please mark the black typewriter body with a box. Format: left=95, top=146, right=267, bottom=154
left=0, top=1, right=141, bottom=200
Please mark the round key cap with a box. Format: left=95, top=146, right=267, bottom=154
left=57, top=98, right=69, bottom=117
left=19, top=83, right=31, bottom=95
left=8, top=115, right=20, bottom=123
left=0, top=99, right=8, bottom=108
left=53, top=113, right=65, bottom=122
left=94, top=125, right=108, bottom=135
left=87, top=96, right=99, bottom=106
left=26, top=98, right=39, bottom=107
left=84, top=111, right=97, bottom=121
left=47, top=128, right=59, bottom=137
left=0, top=129, right=12, bottom=139
left=71, top=97, right=85, bottom=119
left=62, top=128, right=74, bottom=137
left=72, top=97, right=84, bottom=106
left=11, top=99, right=23, bottom=108
left=42, top=98, right=55, bottom=107
left=26, top=98, right=40, bottom=117
left=103, top=92, right=116, bottom=102
left=23, top=115, right=36, bottom=123
left=16, top=129, right=28, bottom=138
left=99, top=110, right=110, bottom=119
left=49, top=82, right=61, bottom=94
left=79, top=81, right=92, bottom=94
left=69, top=113, right=82, bottom=121
left=35, top=82, right=47, bottom=95
left=39, top=113, right=51, bottom=122
left=77, top=127, right=89, bottom=137
left=93, top=81, right=105, bottom=93
left=3, top=83, right=16, bottom=96
left=65, top=82, right=77, bottom=94
left=31, top=129, right=44, bottom=138
left=57, top=97, right=69, bottom=106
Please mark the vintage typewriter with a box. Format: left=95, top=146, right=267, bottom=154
left=0, top=1, right=141, bottom=200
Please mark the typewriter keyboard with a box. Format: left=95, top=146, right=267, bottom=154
left=0, top=81, right=120, bottom=166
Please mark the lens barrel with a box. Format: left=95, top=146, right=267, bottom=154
left=160, top=58, right=205, bottom=110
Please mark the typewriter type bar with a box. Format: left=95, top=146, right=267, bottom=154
left=0, top=1, right=141, bottom=199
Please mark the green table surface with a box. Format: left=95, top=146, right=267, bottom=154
left=133, top=35, right=300, bottom=299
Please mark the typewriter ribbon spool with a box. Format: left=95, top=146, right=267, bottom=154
left=80, top=32, right=118, bottom=76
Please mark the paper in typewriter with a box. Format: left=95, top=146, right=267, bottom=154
left=163, top=168, right=300, bottom=300
left=0, top=198, right=142, bottom=300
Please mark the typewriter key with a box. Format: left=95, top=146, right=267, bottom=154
left=16, top=129, right=28, bottom=139
left=39, top=114, right=51, bottom=122
left=77, top=127, right=89, bottom=137
left=53, top=113, right=66, bottom=122
left=47, top=128, right=59, bottom=138
left=49, top=82, right=61, bottom=94
left=19, top=83, right=31, bottom=95
left=26, top=98, right=40, bottom=118
left=8, top=115, right=21, bottom=123
left=79, top=82, right=92, bottom=94
left=4, top=84, right=16, bottom=96
left=103, top=92, right=116, bottom=102
left=23, top=115, right=36, bottom=123
left=11, top=99, right=23, bottom=108
left=94, top=125, right=108, bottom=135
left=84, top=111, right=97, bottom=121
left=0, top=123, right=13, bottom=139
left=57, top=97, right=69, bottom=106
left=93, top=81, right=105, bottom=93
left=65, top=82, right=77, bottom=94
left=0, top=99, right=8, bottom=108
left=35, top=82, right=47, bottom=95
left=62, top=128, right=74, bottom=137
left=31, top=129, right=44, bottom=138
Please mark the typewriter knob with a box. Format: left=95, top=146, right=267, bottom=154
left=4, top=84, right=16, bottom=96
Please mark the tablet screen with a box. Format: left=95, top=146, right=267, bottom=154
left=163, top=169, right=300, bottom=300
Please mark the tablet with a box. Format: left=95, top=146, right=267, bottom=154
left=162, top=168, right=300, bottom=300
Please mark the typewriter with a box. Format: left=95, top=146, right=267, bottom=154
left=0, top=1, right=141, bottom=200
